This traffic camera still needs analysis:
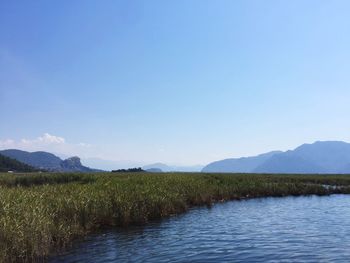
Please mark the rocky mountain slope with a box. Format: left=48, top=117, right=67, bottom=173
left=0, top=149, right=100, bottom=172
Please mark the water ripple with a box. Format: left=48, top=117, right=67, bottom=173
left=51, top=195, right=350, bottom=263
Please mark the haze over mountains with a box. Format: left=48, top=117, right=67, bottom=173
left=142, top=163, right=204, bottom=172
left=202, top=151, right=281, bottom=173
left=202, top=141, right=350, bottom=174
left=2, top=141, right=350, bottom=174
left=0, top=149, right=203, bottom=172
left=82, top=158, right=143, bottom=171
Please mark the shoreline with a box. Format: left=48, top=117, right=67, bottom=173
left=1, top=172, right=350, bottom=262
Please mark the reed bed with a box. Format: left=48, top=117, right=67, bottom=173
left=0, top=172, right=350, bottom=262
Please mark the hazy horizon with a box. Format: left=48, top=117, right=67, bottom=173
left=1, top=1, right=350, bottom=166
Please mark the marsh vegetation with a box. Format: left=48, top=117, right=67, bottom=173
left=1, top=172, right=350, bottom=262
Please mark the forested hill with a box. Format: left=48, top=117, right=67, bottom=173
left=0, top=154, right=37, bottom=172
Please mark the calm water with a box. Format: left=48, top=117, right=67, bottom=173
left=51, top=195, right=350, bottom=262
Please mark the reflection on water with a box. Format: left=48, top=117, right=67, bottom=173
left=51, top=195, right=350, bottom=262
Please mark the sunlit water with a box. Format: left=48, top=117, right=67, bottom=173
left=51, top=195, right=350, bottom=262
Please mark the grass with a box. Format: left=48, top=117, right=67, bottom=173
left=1, top=172, right=350, bottom=262
left=0, top=173, right=95, bottom=187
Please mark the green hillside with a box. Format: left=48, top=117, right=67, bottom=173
left=0, top=154, right=37, bottom=172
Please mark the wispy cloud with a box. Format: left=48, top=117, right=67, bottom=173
left=20, top=133, right=65, bottom=145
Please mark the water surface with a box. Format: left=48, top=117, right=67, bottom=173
left=51, top=195, right=350, bottom=262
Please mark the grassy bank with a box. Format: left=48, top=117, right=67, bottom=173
left=1, top=172, right=350, bottom=262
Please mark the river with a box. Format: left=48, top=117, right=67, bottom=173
left=51, top=195, right=350, bottom=262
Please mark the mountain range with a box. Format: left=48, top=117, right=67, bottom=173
left=202, top=141, right=350, bottom=174
left=2, top=141, right=350, bottom=174
left=0, top=149, right=100, bottom=172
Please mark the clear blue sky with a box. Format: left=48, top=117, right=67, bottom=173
left=1, top=0, right=350, bottom=165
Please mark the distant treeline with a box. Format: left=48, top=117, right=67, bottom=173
left=111, top=167, right=145, bottom=173
left=0, top=154, right=38, bottom=172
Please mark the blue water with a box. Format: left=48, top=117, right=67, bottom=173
left=51, top=195, right=350, bottom=262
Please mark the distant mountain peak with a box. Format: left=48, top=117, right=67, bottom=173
left=61, top=156, right=83, bottom=170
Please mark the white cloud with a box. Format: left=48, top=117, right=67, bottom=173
left=0, top=133, right=92, bottom=158
left=0, top=139, right=15, bottom=148
left=21, top=133, right=65, bottom=145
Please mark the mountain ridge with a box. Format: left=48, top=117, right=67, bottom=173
left=0, top=149, right=100, bottom=172
left=202, top=151, right=281, bottom=173
left=202, top=141, right=350, bottom=174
